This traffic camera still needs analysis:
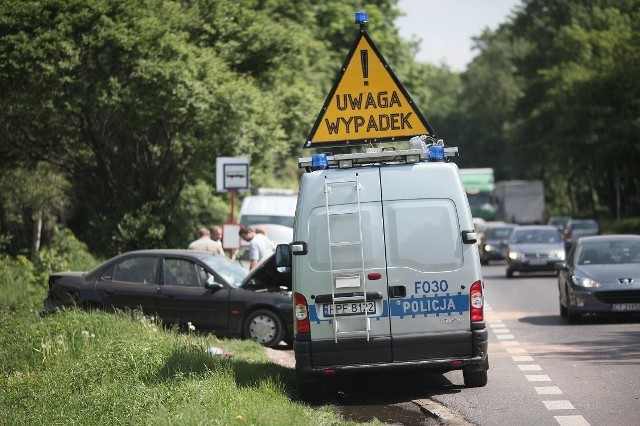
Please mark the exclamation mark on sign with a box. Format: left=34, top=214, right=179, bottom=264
left=360, top=49, right=369, bottom=86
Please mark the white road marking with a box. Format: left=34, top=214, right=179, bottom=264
left=554, top=415, right=590, bottom=426
left=535, top=386, right=563, bottom=395
left=543, top=400, right=575, bottom=410
left=496, top=334, right=516, bottom=340
left=526, top=374, right=552, bottom=382
left=487, top=312, right=591, bottom=426
left=512, top=355, right=534, bottom=362
left=518, top=364, right=542, bottom=371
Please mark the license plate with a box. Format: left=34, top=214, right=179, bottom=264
left=611, top=303, right=640, bottom=312
left=528, top=259, right=547, bottom=265
left=323, top=301, right=376, bottom=316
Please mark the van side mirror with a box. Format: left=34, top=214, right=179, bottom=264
left=462, top=230, right=477, bottom=244
left=275, top=244, right=291, bottom=273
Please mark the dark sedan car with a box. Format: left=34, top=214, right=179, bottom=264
left=44, top=249, right=292, bottom=347
left=562, top=218, right=599, bottom=250
left=556, top=235, right=640, bottom=323
left=505, top=225, right=565, bottom=278
left=479, top=224, right=517, bottom=265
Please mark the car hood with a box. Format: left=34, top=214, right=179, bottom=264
left=575, top=264, right=640, bottom=286
left=510, top=243, right=564, bottom=252
left=484, top=238, right=509, bottom=245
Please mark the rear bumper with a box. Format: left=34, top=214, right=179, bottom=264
left=294, top=326, right=488, bottom=380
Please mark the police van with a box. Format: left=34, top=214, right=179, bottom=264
left=274, top=12, right=488, bottom=399
left=275, top=143, right=488, bottom=398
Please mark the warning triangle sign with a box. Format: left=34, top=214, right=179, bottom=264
left=305, top=28, right=436, bottom=148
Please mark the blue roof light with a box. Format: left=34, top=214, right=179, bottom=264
left=428, top=145, right=445, bottom=162
left=311, top=153, right=328, bottom=170
left=355, top=11, right=368, bottom=24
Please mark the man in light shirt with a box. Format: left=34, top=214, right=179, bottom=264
left=188, top=227, right=224, bottom=255
left=238, top=225, right=275, bottom=269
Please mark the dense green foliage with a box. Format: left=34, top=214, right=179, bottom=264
left=0, top=0, right=638, bottom=260
left=447, top=0, right=639, bottom=219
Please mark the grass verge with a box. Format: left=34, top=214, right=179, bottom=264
left=0, top=306, right=377, bottom=425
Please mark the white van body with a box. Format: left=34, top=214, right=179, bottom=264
left=237, top=192, right=297, bottom=230
left=286, top=150, right=488, bottom=395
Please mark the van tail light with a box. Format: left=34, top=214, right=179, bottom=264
left=470, top=280, right=484, bottom=322
left=294, top=292, right=310, bottom=333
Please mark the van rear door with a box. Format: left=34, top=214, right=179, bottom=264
left=297, top=166, right=392, bottom=365
left=380, top=163, right=474, bottom=361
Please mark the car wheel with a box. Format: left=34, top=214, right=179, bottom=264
left=463, top=368, right=488, bottom=387
left=480, top=257, right=488, bottom=266
left=506, top=268, right=513, bottom=278
left=244, top=309, right=285, bottom=348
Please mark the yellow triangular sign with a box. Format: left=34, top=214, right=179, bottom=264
left=305, top=28, right=435, bottom=148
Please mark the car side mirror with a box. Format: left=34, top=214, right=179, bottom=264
left=275, top=244, right=291, bottom=273
left=205, top=282, right=224, bottom=291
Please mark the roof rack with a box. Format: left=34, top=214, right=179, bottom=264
left=298, top=147, right=459, bottom=170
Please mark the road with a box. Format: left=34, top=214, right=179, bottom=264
left=430, top=263, right=640, bottom=425
left=272, top=263, right=640, bottom=425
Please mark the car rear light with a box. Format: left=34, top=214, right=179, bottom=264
left=294, top=292, right=310, bottom=333
left=470, top=280, right=484, bottom=322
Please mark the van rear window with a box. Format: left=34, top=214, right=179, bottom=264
left=384, top=199, right=463, bottom=271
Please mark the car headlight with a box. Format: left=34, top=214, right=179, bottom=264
left=508, top=251, right=522, bottom=261
left=550, top=249, right=566, bottom=261
left=485, top=244, right=493, bottom=252
left=571, top=275, right=601, bottom=288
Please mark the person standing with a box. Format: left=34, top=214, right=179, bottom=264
left=209, top=225, right=226, bottom=256
left=188, top=227, right=223, bottom=255
left=254, top=225, right=276, bottom=251
left=238, top=225, right=274, bottom=269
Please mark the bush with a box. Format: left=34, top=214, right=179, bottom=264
left=0, top=228, right=99, bottom=312
left=601, top=217, right=640, bottom=235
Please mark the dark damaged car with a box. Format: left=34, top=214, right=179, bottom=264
left=44, top=249, right=292, bottom=347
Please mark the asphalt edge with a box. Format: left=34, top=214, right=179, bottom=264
left=412, top=399, right=474, bottom=426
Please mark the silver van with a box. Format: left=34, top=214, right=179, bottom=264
left=276, top=148, right=488, bottom=400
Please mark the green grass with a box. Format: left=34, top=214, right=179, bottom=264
left=0, top=254, right=381, bottom=426
left=0, top=307, right=379, bottom=425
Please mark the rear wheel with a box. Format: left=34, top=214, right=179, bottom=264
left=244, top=309, right=285, bottom=348
left=463, top=369, right=488, bottom=387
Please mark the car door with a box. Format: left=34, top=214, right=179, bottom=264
left=299, top=166, right=392, bottom=365
left=380, top=163, right=474, bottom=362
left=97, top=255, right=161, bottom=316
left=158, top=256, right=230, bottom=330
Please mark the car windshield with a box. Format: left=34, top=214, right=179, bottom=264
left=577, top=240, right=640, bottom=265
left=202, top=256, right=248, bottom=287
left=485, top=227, right=514, bottom=239
left=572, top=221, right=597, bottom=230
left=513, top=229, right=561, bottom=244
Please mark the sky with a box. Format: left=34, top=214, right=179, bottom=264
left=395, top=0, right=522, bottom=71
